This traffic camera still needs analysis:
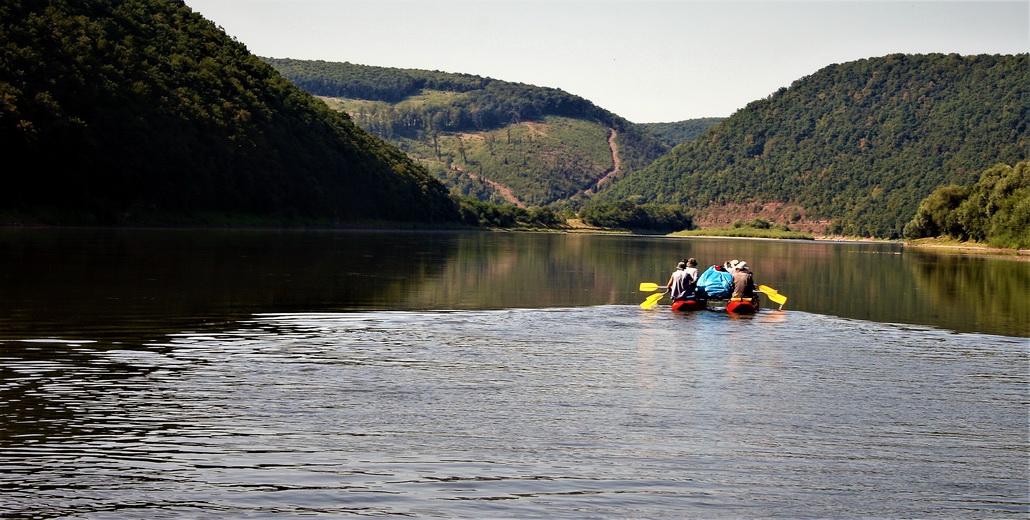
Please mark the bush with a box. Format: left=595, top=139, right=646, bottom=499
left=749, top=218, right=772, bottom=229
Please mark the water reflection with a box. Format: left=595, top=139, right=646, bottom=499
left=0, top=229, right=1026, bottom=338
left=905, top=250, right=1030, bottom=336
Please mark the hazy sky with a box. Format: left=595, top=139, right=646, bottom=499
left=182, top=1, right=1028, bottom=123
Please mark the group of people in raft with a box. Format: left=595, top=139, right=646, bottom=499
left=665, top=258, right=757, bottom=311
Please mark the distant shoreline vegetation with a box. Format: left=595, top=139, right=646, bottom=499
left=671, top=227, right=814, bottom=240
left=903, top=161, right=1029, bottom=250
left=904, top=237, right=1030, bottom=260
left=669, top=216, right=814, bottom=240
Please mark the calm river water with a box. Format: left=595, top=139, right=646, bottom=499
left=1, top=229, right=1027, bottom=518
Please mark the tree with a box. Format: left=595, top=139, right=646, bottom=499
left=904, top=161, right=1030, bottom=249
left=903, top=185, right=969, bottom=239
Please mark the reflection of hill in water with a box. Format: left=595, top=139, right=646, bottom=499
left=0, top=229, right=455, bottom=342
left=6, top=229, right=1026, bottom=448
left=725, top=241, right=1027, bottom=337
left=905, top=250, right=1029, bottom=337
left=767, top=244, right=919, bottom=326
left=1, top=230, right=1025, bottom=342
left=407, top=235, right=1029, bottom=337
left=405, top=233, right=648, bottom=309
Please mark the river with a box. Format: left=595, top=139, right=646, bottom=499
left=1, top=229, right=1026, bottom=518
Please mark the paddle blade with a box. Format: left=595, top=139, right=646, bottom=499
left=638, top=282, right=662, bottom=292
left=758, top=285, right=787, bottom=306
left=640, top=292, right=665, bottom=309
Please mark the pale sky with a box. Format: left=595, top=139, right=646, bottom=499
left=182, top=0, right=1029, bottom=123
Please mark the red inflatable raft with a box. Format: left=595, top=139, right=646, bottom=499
left=671, top=296, right=760, bottom=314
left=670, top=299, right=705, bottom=312
left=725, top=297, right=759, bottom=314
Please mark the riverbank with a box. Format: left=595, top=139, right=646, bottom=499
left=903, top=237, right=1030, bottom=260
left=671, top=227, right=813, bottom=240
left=563, top=224, right=1030, bottom=261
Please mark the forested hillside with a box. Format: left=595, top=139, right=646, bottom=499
left=264, top=59, right=671, bottom=207
left=599, top=54, right=1028, bottom=238
left=0, top=0, right=458, bottom=225
left=639, top=118, right=725, bottom=147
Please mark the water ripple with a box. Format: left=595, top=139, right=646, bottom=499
left=1, top=307, right=1027, bottom=518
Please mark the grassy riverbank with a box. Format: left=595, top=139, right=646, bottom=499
left=904, top=237, right=1030, bottom=260
left=670, top=227, right=814, bottom=240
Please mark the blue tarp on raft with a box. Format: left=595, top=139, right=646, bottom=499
left=696, top=266, right=732, bottom=299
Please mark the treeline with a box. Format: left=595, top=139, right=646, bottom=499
left=456, top=199, right=564, bottom=228
left=266, top=58, right=606, bottom=133
left=579, top=201, right=694, bottom=232
left=448, top=198, right=693, bottom=233
left=260, top=60, right=490, bottom=103
left=1, top=0, right=458, bottom=225
left=600, top=53, right=1029, bottom=238
left=904, top=161, right=1029, bottom=249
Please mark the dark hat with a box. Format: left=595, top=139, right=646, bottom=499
left=677, top=262, right=686, bottom=269
left=687, top=257, right=697, bottom=267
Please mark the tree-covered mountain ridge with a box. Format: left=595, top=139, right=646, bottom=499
left=598, top=53, right=1028, bottom=238
left=263, top=58, right=697, bottom=207
left=1, top=0, right=458, bottom=225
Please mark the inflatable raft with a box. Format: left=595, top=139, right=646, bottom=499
left=670, top=295, right=760, bottom=314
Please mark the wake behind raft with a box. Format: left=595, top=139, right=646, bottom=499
left=639, top=265, right=787, bottom=313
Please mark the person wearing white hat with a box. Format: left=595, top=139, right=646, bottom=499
left=730, top=260, right=755, bottom=298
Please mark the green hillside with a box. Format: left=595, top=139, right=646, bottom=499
left=0, top=0, right=458, bottom=225
left=263, top=59, right=671, bottom=207
left=639, top=118, right=725, bottom=147
left=599, top=54, right=1029, bottom=238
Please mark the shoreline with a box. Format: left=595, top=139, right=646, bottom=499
left=902, top=241, right=1030, bottom=260
left=4, top=223, right=1028, bottom=260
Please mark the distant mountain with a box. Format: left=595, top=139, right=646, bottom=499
left=264, top=59, right=671, bottom=207
left=0, top=0, right=458, bottom=225
left=598, top=53, right=1029, bottom=238
left=639, top=118, right=725, bottom=147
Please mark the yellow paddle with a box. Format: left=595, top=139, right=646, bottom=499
left=643, top=280, right=787, bottom=308
left=757, top=284, right=787, bottom=308
left=640, top=291, right=665, bottom=309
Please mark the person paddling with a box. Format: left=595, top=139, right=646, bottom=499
left=666, top=257, right=699, bottom=301
left=730, top=260, right=756, bottom=298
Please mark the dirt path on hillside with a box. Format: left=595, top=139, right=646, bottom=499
left=559, top=128, right=621, bottom=202
left=459, top=126, right=619, bottom=206
left=593, top=129, right=621, bottom=189
left=465, top=169, right=525, bottom=207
